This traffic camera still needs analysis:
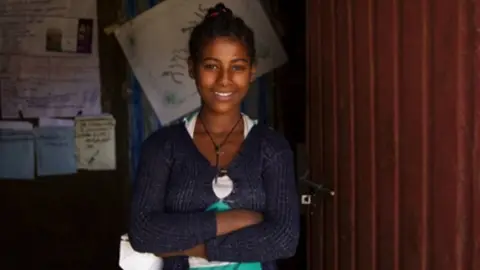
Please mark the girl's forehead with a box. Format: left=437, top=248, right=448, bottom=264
left=201, top=37, right=250, bottom=58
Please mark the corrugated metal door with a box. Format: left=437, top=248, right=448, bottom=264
left=306, top=0, right=480, bottom=269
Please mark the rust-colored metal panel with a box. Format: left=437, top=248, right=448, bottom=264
left=473, top=2, right=480, bottom=270
left=306, top=0, right=480, bottom=269
left=475, top=83, right=480, bottom=268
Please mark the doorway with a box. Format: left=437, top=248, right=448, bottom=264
left=267, top=0, right=313, bottom=269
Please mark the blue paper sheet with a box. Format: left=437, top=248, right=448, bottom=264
left=0, top=129, right=35, bottom=180
left=34, top=127, right=77, bottom=176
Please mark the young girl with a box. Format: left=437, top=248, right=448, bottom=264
left=128, top=3, right=300, bottom=269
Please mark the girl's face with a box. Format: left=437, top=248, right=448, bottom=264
left=189, top=37, right=256, bottom=114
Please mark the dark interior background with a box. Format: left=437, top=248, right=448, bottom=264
left=1, top=0, right=307, bottom=269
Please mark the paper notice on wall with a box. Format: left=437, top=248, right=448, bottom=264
left=0, top=0, right=101, bottom=118
left=113, top=0, right=287, bottom=124
left=75, top=114, right=116, bottom=170
left=0, top=121, right=35, bottom=180
left=34, top=126, right=77, bottom=176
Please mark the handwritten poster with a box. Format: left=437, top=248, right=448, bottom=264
left=0, top=0, right=101, bottom=118
left=35, top=127, right=77, bottom=176
left=0, top=121, right=35, bottom=179
left=75, top=114, right=116, bottom=170
left=113, top=0, right=287, bottom=124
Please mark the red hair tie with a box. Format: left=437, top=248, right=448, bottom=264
left=208, top=9, right=227, bottom=18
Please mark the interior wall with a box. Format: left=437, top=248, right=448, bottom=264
left=2, top=1, right=130, bottom=268
left=307, top=0, right=480, bottom=269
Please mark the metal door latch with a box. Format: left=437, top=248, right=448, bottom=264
left=300, top=181, right=335, bottom=205
left=299, top=170, right=335, bottom=205
left=301, top=179, right=335, bottom=197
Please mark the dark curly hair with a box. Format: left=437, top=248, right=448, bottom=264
left=188, top=3, right=256, bottom=65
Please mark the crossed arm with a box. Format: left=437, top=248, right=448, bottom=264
left=128, top=137, right=300, bottom=262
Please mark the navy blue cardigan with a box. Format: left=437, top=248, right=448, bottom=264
left=128, top=122, right=300, bottom=270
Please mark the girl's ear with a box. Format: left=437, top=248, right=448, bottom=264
left=188, top=57, right=195, bottom=79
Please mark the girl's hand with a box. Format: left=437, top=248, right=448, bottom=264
left=184, top=244, right=207, bottom=258
left=215, top=209, right=263, bottom=236
left=232, top=209, right=264, bottom=225
left=156, top=244, right=207, bottom=258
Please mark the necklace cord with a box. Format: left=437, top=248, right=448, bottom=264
left=199, top=115, right=243, bottom=182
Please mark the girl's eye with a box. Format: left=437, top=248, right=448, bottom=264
left=204, top=64, right=217, bottom=70
left=232, top=65, right=246, bottom=71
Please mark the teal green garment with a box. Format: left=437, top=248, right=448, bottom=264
left=190, top=201, right=262, bottom=270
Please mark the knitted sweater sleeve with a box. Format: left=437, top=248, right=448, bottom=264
left=204, top=144, right=300, bottom=262
left=128, top=130, right=217, bottom=253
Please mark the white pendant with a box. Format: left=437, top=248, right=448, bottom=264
left=212, top=174, right=234, bottom=199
